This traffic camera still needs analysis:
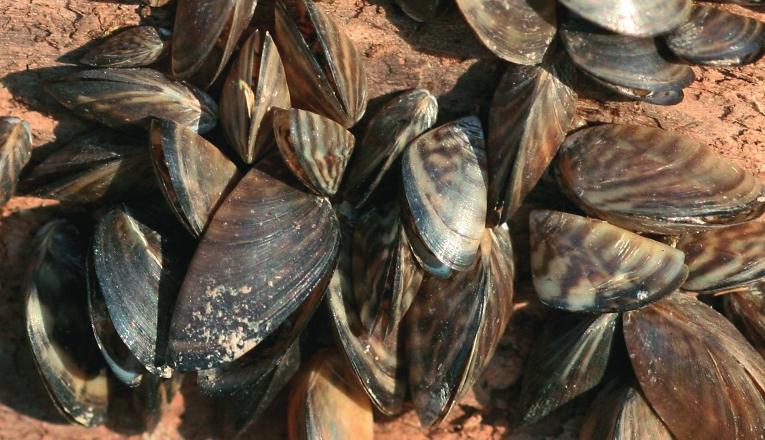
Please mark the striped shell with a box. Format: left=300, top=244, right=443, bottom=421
left=288, top=351, right=373, bottom=440
left=169, top=167, right=340, bottom=370
left=455, top=0, right=557, bottom=66
left=274, top=107, right=355, bottom=197
left=530, top=210, right=687, bottom=313
left=275, top=0, right=367, bottom=128
left=559, top=0, right=692, bottom=37
left=0, top=117, right=32, bottom=206
left=150, top=119, right=240, bottom=237
left=520, top=313, right=618, bottom=424
left=487, top=63, right=577, bottom=224
left=665, top=6, right=765, bottom=66
left=80, top=26, right=169, bottom=68
left=556, top=124, right=765, bottom=234
left=342, top=89, right=438, bottom=208
left=46, top=68, right=218, bottom=133
left=725, top=287, right=765, bottom=359
left=678, top=222, right=765, bottom=294
left=220, top=30, right=291, bottom=164
left=401, top=116, right=488, bottom=276
left=561, top=18, right=695, bottom=94
left=624, top=293, right=765, bottom=440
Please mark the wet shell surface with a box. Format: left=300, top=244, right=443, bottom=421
left=0, top=116, right=32, bottom=206
left=529, top=210, right=688, bottom=312
left=169, top=167, right=340, bottom=370
left=558, top=0, right=692, bottom=37
left=80, top=25, right=169, bottom=68
left=556, top=124, right=765, bottom=234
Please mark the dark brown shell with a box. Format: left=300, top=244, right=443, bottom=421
left=169, top=167, right=340, bottom=370
left=624, top=293, right=765, bottom=440
left=0, top=117, right=32, bottom=206
left=80, top=26, right=169, bottom=68
left=288, top=350, right=373, bottom=440
left=273, top=107, right=355, bottom=197
left=274, top=0, right=367, bottom=128
left=220, top=30, right=291, bottom=164
left=530, top=210, right=687, bottom=312
left=150, top=119, right=240, bottom=237
left=556, top=124, right=765, bottom=234
left=456, top=0, right=557, bottom=65
left=487, top=63, right=577, bottom=224
left=725, top=287, right=765, bottom=359
left=342, top=89, right=438, bottom=208
left=46, top=68, right=218, bottom=133
left=559, top=0, right=692, bottom=37
left=665, top=6, right=765, bottom=66
left=520, top=313, right=618, bottom=424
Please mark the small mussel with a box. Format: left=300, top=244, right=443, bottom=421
left=19, top=129, right=155, bottom=204
left=456, top=0, right=557, bottom=65
left=487, top=62, right=577, bottom=224
left=150, top=119, right=241, bottom=237
left=558, top=0, right=692, bottom=37
left=46, top=68, right=218, bottom=133
left=393, top=0, right=444, bottom=22
left=169, top=166, right=340, bottom=370
left=556, top=124, right=765, bottom=234
left=288, top=350, right=373, bottom=440
left=91, top=206, right=190, bottom=378
left=529, top=210, right=688, bottom=313
left=519, top=313, right=618, bottom=424
left=275, top=0, right=367, bottom=128
left=665, top=6, right=765, bottom=67
left=220, top=30, right=291, bottom=164
left=624, top=293, right=765, bottom=439
left=171, top=0, right=257, bottom=88
left=406, top=227, right=514, bottom=426
left=580, top=379, right=673, bottom=439
left=273, top=107, right=355, bottom=197
left=401, top=116, right=488, bottom=277
left=342, top=89, right=438, bottom=208
left=678, top=222, right=765, bottom=294
left=725, top=285, right=765, bottom=359
left=25, top=220, right=109, bottom=427
left=0, top=116, right=32, bottom=206
left=80, top=25, right=170, bottom=68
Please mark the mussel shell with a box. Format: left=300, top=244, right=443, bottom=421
left=329, top=221, right=409, bottom=415
left=401, top=116, right=488, bottom=275
left=18, top=130, right=155, bottom=204
left=519, top=313, right=618, bottom=424
left=581, top=68, right=685, bottom=105
left=624, top=293, right=765, bottom=440
left=558, top=0, right=692, bottom=37
left=25, top=221, right=109, bottom=427
left=0, top=117, right=32, bottom=205
left=488, top=63, right=577, bottom=224
left=80, top=26, right=169, bottom=68
left=406, top=227, right=514, bottom=427
left=46, top=68, right=218, bottom=133
left=455, top=0, right=557, bottom=65
left=725, top=287, right=765, bottom=359
left=288, top=350, right=373, bottom=440
left=275, top=0, right=368, bottom=128
left=556, top=124, right=765, bottom=234
left=561, top=18, right=695, bottom=93
left=273, top=107, right=355, bottom=197
left=169, top=167, right=340, bottom=370
left=393, top=0, right=443, bottom=22
left=150, top=119, right=240, bottom=237
left=220, top=30, right=291, bottom=164
left=678, top=222, right=765, bottom=294
left=172, top=0, right=257, bottom=88
left=530, top=210, right=687, bottom=313
left=87, top=256, right=145, bottom=387
left=134, top=373, right=182, bottom=433
left=580, top=379, right=673, bottom=440
left=665, top=6, right=765, bottom=66
left=92, top=206, right=189, bottom=378
left=342, top=89, right=438, bottom=208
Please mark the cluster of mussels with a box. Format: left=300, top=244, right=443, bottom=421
left=1, top=0, right=765, bottom=438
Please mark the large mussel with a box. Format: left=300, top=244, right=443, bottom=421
left=558, top=0, right=692, bottom=37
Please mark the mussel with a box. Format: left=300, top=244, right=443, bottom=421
left=80, top=26, right=170, bottom=68
left=558, top=0, right=692, bottom=37
left=393, top=0, right=444, bottom=22
left=0, top=116, right=32, bottom=206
